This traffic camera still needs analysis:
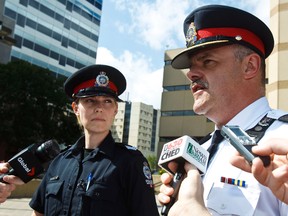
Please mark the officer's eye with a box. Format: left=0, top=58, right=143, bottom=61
left=85, top=98, right=95, bottom=103
left=203, top=59, right=216, bottom=68
left=104, top=99, right=113, bottom=104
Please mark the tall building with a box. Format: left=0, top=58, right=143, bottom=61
left=158, top=49, right=215, bottom=158
left=111, top=101, right=160, bottom=158
left=0, top=0, right=102, bottom=76
left=267, top=0, right=288, bottom=111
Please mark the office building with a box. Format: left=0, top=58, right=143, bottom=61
left=111, top=101, right=160, bottom=158
left=0, top=0, right=102, bottom=76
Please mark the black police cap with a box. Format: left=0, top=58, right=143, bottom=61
left=172, top=5, right=274, bottom=69
left=64, top=64, right=126, bottom=101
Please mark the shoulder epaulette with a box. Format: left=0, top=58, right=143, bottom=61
left=246, top=113, right=288, bottom=143
left=115, top=142, right=138, bottom=151
left=278, top=114, right=288, bottom=123
left=246, top=114, right=276, bottom=143
left=124, top=145, right=138, bottom=151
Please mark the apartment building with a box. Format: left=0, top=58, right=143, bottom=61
left=112, top=101, right=160, bottom=158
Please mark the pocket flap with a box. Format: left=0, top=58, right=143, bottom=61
left=46, top=181, right=64, bottom=197
left=206, top=182, right=260, bottom=216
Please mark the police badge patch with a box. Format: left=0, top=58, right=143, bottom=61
left=95, top=71, right=109, bottom=87
left=143, top=162, right=153, bottom=187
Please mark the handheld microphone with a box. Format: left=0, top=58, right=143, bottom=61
left=0, top=140, right=60, bottom=183
left=158, top=135, right=209, bottom=216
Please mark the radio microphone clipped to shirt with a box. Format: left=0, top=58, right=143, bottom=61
left=0, top=139, right=60, bottom=183
left=158, top=135, right=209, bottom=215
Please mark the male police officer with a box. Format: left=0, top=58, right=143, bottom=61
left=158, top=5, right=288, bottom=216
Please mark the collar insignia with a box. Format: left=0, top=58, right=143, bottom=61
left=186, top=22, right=197, bottom=47
left=95, top=71, right=109, bottom=87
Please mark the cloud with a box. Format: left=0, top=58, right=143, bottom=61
left=111, top=0, right=194, bottom=50
left=198, top=0, right=269, bottom=24
left=109, top=0, right=270, bottom=50
left=96, top=47, right=162, bottom=109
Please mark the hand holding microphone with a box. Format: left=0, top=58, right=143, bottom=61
left=158, top=135, right=209, bottom=215
left=159, top=163, right=211, bottom=216
left=0, top=140, right=60, bottom=183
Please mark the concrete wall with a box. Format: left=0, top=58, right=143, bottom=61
left=10, top=179, right=41, bottom=198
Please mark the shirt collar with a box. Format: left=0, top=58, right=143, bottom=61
left=220, top=97, right=271, bottom=130
left=67, top=131, right=116, bottom=159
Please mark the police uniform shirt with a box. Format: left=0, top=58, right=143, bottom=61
left=202, top=97, right=288, bottom=216
left=29, top=132, right=159, bottom=216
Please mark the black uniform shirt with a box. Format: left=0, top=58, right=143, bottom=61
left=29, top=132, right=159, bottom=216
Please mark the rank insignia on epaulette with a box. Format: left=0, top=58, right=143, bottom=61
left=258, top=116, right=274, bottom=127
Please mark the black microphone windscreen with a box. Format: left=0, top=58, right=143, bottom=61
left=35, top=140, right=60, bottom=163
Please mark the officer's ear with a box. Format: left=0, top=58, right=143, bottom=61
left=72, top=101, right=79, bottom=115
left=243, top=53, right=261, bottom=80
left=114, top=101, right=118, bottom=115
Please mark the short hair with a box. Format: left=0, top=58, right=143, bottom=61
left=233, top=44, right=266, bottom=86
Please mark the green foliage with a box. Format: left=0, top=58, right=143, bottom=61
left=146, top=155, right=157, bottom=172
left=0, top=60, right=81, bottom=159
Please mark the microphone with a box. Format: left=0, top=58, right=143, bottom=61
left=0, top=140, right=60, bottom=183
left=158, top=135, right=209, bottom=216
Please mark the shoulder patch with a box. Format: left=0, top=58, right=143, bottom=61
left=143, top=161, right=154, bottom=188
left=124, top=145, right=137, bottom=151
left=278, top=114, right=288, bottom=123
left=115, top=142, right=138, bottom=151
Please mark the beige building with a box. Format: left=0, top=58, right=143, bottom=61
left=111, top=101, right=160, bottom=158
left=267, top=0, right=288, bottom=111
left=158, top=0, right=288, bottom=158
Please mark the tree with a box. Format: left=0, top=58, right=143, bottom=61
left=0, top=60, right=81, bottom=160
left=147, top=155, right=157, bottom=173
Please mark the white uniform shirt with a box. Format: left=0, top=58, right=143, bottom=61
left=202, top=97, right=288, bottom=216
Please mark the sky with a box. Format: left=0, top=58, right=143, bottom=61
left=95, top=0, right=270, bottom=109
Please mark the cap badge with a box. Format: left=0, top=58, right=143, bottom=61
left=186, top=22, right=197, bottom=47
left=95, top=71, right=109, bottom=87
left=235, top=35, right=242, bottom=41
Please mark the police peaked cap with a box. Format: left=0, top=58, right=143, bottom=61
left=64, top=64, right=126, bottom=101
left=172, top=5, right=275, bottom=69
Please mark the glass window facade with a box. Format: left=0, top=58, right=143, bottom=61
left=2, top=0, right=102, bottom=76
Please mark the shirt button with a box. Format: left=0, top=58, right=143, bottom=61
left=68, top=184, right=72, bottom=190
left=220, top=203, right=226, bottom=209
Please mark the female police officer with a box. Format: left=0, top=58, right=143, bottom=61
left=29, top=64, right=159, bottom=216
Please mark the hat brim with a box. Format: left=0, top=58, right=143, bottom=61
left=74, top=87, right=122, bottom=102
left=171, top=40, right=231, bottom=69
